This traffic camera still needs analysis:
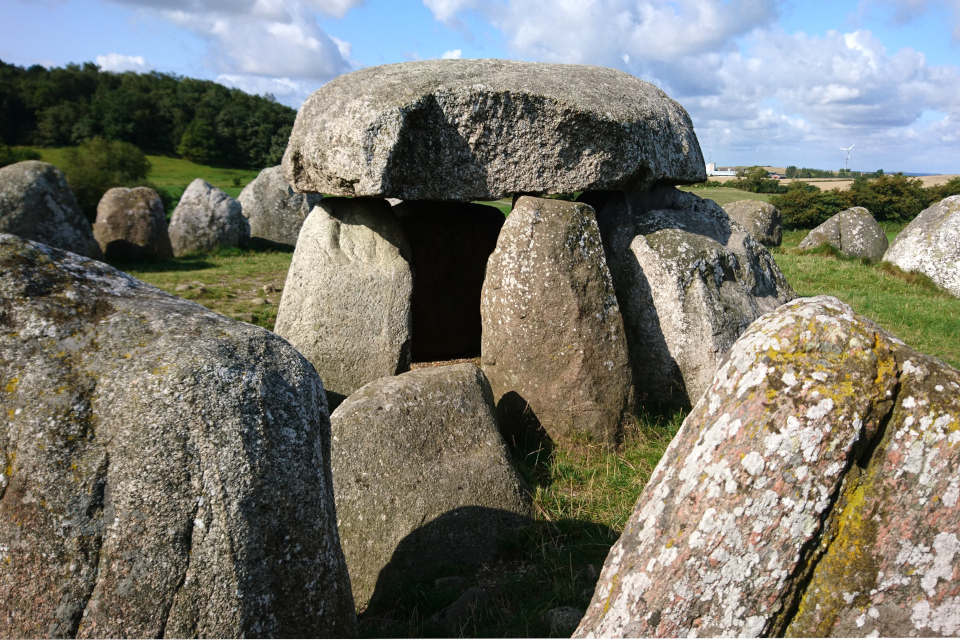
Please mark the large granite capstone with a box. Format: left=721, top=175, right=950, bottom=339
left=283, top=59, right=705, bottom=201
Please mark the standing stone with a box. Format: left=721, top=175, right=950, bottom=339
left=0, top=160, right=101, bottom=258
left=799, top=206, right=888, bottom=260
left=0, top=234, right=356, bottom=638
left=604, top=190, right=794, bottom=408
left=274, top=197, right=412, bottom=405
left=238, top=165, right=323, bottom=249
left=576, top=296, right=960, bottom=638
left=283, top=59, right=705, bottom=201
left=393, top=200, right=505, bottom=362
left=330, top=364, right=531, bottom=611
left=93, top=186, right=173, bottom=260
left=481, top=196, right=632, bottom=447
left=722, top=199, right=782, bottom=247
left=168, top=178, right=248, bottom=256
left=884, top=194, right=960, bottom=297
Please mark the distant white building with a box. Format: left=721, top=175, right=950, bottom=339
left=706, top=162, right=737, bottom=177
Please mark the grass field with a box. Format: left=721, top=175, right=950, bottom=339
left=679, top=185, right=772, bottom=207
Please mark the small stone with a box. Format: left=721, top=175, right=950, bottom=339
left=263, top=284, right=275, bottom=294
left=195, top=286, right=209, bottom=296
left=175, top=284, right=192, bottom=292
left=251, top=297, right=267, bottom=306
left=544, top=606, right=583, bottom=636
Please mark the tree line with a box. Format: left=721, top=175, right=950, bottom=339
left=0, top=59, right=296, bottom=168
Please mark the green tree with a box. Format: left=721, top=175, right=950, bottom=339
left=784, top=165, right=798, bottom=179
left=177, top=116, right=222, bottom=165
left=60, top=137, right=154, bottom=221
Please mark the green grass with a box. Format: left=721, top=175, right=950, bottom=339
left=772, top=229, right=960, bottom=368
left=680, top=186, right=772, bottom=207
left=114, top=246, right=292, bottom=330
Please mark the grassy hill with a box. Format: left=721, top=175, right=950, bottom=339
left=26, top=146, right=261, bottom=201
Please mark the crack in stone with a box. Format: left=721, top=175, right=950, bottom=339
left=769, top=353, right=901, bottom=637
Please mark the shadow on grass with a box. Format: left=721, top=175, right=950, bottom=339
left=359, top=514, right=617, bottom=639
left=105, top=255, right=215, bottom=273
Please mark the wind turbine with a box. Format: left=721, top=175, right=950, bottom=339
left=840, top=144, right=854, bottom=172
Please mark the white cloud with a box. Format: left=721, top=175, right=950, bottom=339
left=441, top=48, right=463, bottom=59
left=424, top=0, right=960, bottom=171
left=109, top=0, right=362, bottom=101
left=96, top=53, right=154, bottom=73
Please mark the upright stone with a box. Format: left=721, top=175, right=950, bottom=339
left=168, top=178, right=248, bottom=256
left=884, top=194, right=960, bottom=297
left=0, top=234, right=356, bottom=638
left=604, top=189, right=794, bottom=408
left=0, top=160, right=101, bottom=258
left=238, top=165, right=323, bottom=249
left=93, top=186, right=173, bottom=260
left=481, top=196, right=632, bottom=447
left=393, top=200, right=505, bottom=361
left=576, top=296, right=960, bottom=638
left=274, top=197, right=413, bottom=404
left=722, top=199, right=782, bottom=247
left=799, top=206, right=888, bottom=260
left=330, top=364, right=531, bottom=611
left=283, top=59, right=705, bottom=201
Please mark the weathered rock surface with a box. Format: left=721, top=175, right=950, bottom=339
left=884, top=194, right=960, bottom=297
left=576, top=296, right=960, bottom=638
left=238, top=165, right=323, bottom=249
left=93, top=186, right=173, bottom=260
left=283, top=59, right=705, bottom=202
left=168, top=178, right=248, bottom=256
left=799, top=206, right=888, bottom=260
left=330, top=364, right=531, bottom=611
left=274, top=197, right=412, bottom=404
left=0, top=160, right=101, bottom=258
left=393, top=200, right=504, bottom=361
left=603, top=189, right=794, bottom=408
left=723, top=199, right=782, bottom=247
left=481, top=196, right=632, bottom=447
left=0, top=234, right=356, bottom=638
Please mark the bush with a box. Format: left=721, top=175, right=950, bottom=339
left=0, top=143, right=41, bottom=167
left=60, top=138, right=154, bottom=221
left=925, top=177, right=960, bottom=204
left=845, top=173, right=926, bottom=222
left=727, top=166, right=788, bottom=194
left=771, top=185, right=849, bottom=229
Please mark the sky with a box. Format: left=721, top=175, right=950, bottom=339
left=2, top=0, right=959, bottom=173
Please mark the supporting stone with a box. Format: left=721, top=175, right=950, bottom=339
left=274, top=197, right=413, bottom=405
left=481, top=196, right=632, bottom=447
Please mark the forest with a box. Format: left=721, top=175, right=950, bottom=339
left=0, top=59, right=296, bottom=169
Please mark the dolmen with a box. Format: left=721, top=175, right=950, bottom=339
left=0, top=160, right=101, bottom=259
left=576, top=296, right=960, bottom=638
left=275, top=59, right=794, bottom=445
left=885, top=194, right=960, bottom=297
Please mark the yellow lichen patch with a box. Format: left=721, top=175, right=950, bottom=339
left=3, top=377, right=17, bottom=393
left=785, top=470, right=880, bottom=637
left=603, top=572, right=619, bottom=615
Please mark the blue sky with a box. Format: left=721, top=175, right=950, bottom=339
left=2, top=0, right=959, bottom=173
